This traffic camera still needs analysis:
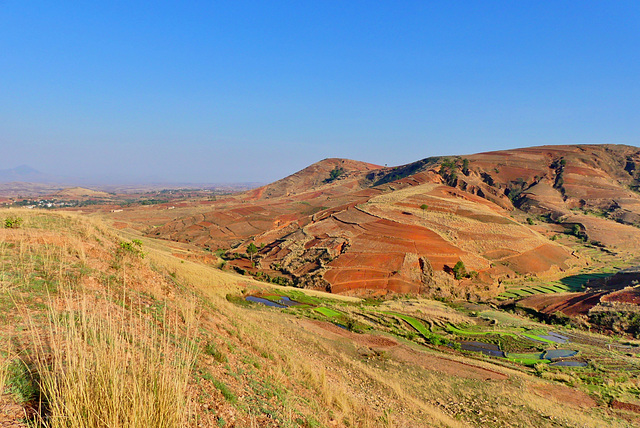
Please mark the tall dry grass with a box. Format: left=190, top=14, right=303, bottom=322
left=29, top=289, right=198, bottom=428
left=0, top=209, right=199, bottom=427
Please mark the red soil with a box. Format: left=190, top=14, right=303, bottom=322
left=148, top=145, right=640, bottom=296
left=518, top=292, right=607, bottom=317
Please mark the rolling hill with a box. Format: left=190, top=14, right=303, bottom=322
left=149, top=144, right=640, bottom=298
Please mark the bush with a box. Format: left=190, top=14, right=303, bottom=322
left=118, top=239, right=145, bottom=258
left=4, top=216, right=23, bottom=229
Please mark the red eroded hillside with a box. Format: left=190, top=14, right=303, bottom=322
left=149, top=145, right=640, bottom=297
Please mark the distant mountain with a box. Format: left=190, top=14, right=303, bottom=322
left=0, top=165, right=74, bottom=184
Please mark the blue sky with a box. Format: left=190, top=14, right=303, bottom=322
left=1, top=1, right=638, bottom=183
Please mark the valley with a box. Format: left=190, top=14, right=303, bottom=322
left=3, top=144, right=640, bottom=426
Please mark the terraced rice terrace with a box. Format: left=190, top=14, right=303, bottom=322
left=498, top=272, right=614, bottom=300
left=236, top=287, right=640, bottom=407
left=497, top=239, right=640, bottom=301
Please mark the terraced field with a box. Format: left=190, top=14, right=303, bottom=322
left=499, top=272, right=616, bottom=300
left=238, top=286, right=640, bottom=413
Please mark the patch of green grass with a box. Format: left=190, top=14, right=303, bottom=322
left=521, top=333, right=556, bottom=344
left=200, top=368, right=236, bottom=403
left=506, top=356, right=549, bottom=366
left=314, top=307, right=342, bottom=318
left=530, top=287, right=554, bottom=294
left=508, top=289, right=535, bottom=297
left=499, top=292, right=519, bottom=298
left=5, top=359, right=38, bottom=403
left=276, top=290, right=324, bottom=305
left=536, top=285, right=565, bottom=293
left=506, top=352, right=545, bottom=360
left=390, top=313, right=431, bottom=337
left=383, top=312, right=446, bottom=345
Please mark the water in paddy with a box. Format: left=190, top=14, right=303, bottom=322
left=550, top=361, right=587, bottom=367
left=245, top=296, right=286, bottom=308
left=460, top=341, right=505, bottom=358
left=544, top=349, right=578, bottom=359
left=539, top=332, right=569, bottom=343
left=245, top=295, right=303, bottom=308
left=276, top=296, right=303, bottom=307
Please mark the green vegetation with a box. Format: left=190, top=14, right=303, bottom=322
left=461, top=158, right=470, bottom=175
left=453, top=260, right=467, bottom=280
left=387, top=312, right=446, bottom=345
left=3, top=215, right=23, bottom=229
left=246, top=242, right=258, bottom=262
left=314, top=307, right=342, bottom=318
left=325, top=166, right=345, bottom=183
left=118, top=239, right=145, bottom=258
left=438, top=158, right=458, bottom=186
left=205, top=341, right=229, bottom=363
left=4, top=359, right=38, bottom=403
left=506, top=354, right=548, bottom=367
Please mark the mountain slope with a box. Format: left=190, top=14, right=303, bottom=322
left=149, top=144, right=640, bottom=297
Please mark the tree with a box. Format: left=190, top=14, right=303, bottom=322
left=462, top=158, right=470, bottom=176
left=453, top=261, right=467, bottom=280
left=419, top=204, right=428, bottom=218
left=325, top=166, right=345, bottom=183
left=247, top=243, right=258, bottom=262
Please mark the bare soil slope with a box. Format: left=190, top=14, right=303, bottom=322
left=150, top=144, right=640, bottom=297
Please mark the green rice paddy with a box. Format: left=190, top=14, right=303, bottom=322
left=498, top=271, right=615, bottom=300
left=313, top=307, right=342, bottom=318
left=385, top=312, right=432, bottom=338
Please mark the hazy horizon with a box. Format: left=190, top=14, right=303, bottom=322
left=2, top=2, right=638, bottom=183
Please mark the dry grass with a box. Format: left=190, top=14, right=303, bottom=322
left=0, top=209, right=199, bottom=427
left=29, top=290, right=197, bottom=428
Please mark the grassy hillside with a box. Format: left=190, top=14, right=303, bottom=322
left=0, top=209, right=637, bottom=427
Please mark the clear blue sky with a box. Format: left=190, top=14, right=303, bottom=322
left=1, top=1, right=638, bottom=183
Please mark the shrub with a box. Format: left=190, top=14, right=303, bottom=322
left=246, top=242, right=258, bottom=262
left=118, top=239, right=145, bottom=258
left=4, top=216, right=23, bottom=229
left=462, top=158, right=470, bottom=175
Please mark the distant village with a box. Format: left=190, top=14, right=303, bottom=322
left=0, top=187, right=235, bottom=210
left=0, top=198, right=105, bottom=209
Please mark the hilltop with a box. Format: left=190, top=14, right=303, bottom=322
left=146, top=144, right=640, bottom=299
left=53, top=187, right=112, bottom=198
